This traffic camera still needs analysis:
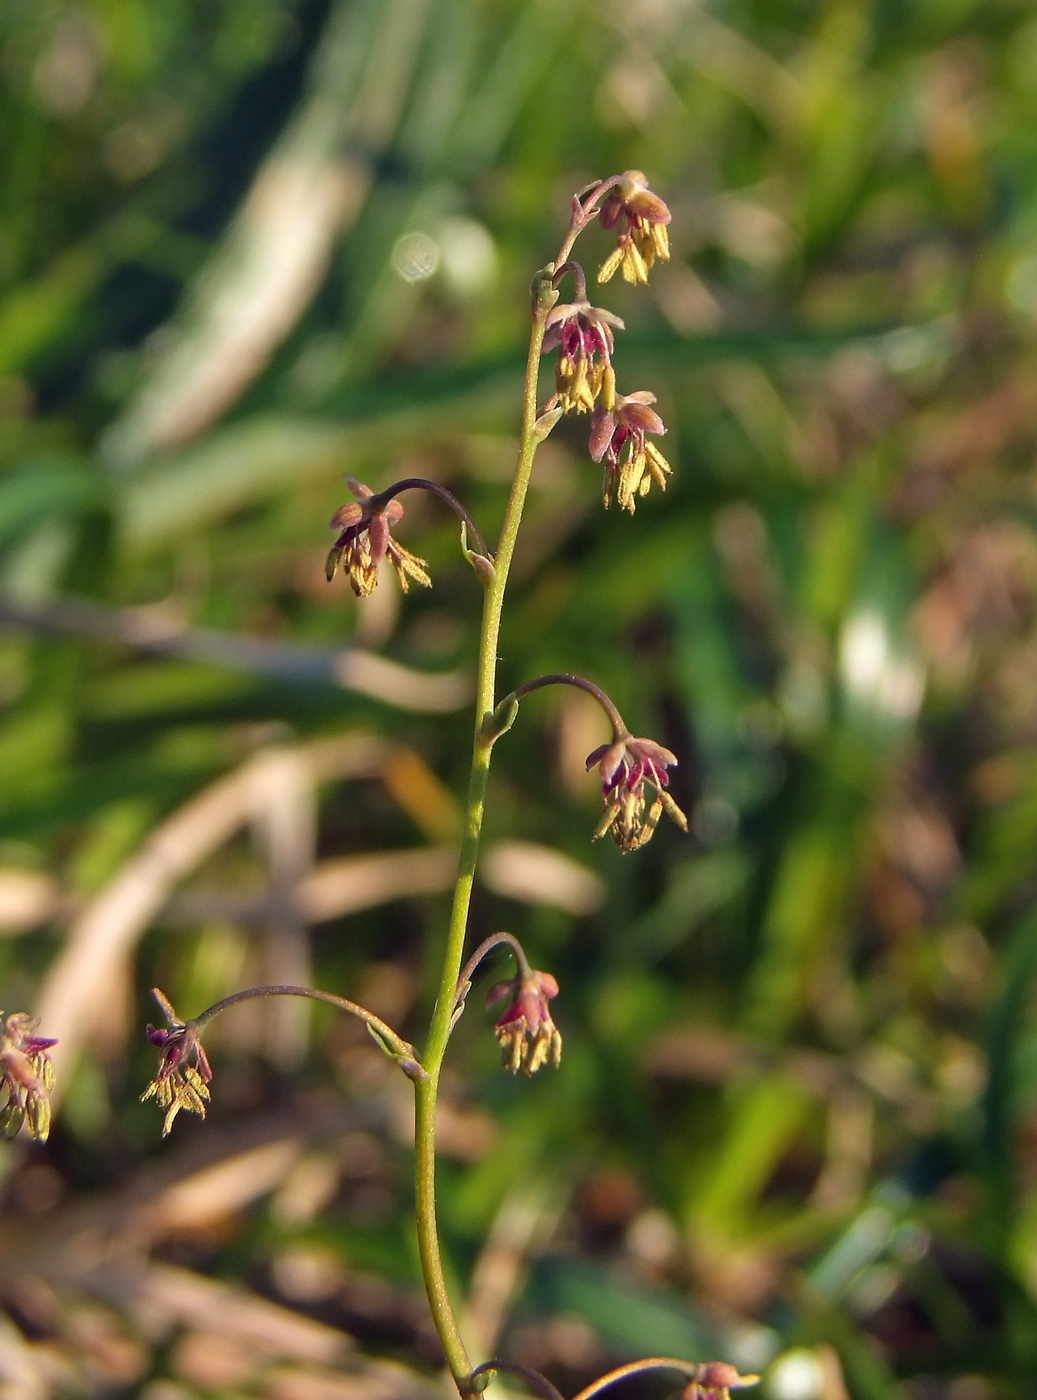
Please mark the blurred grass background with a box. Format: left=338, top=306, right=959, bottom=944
left=2, top=1, right=1037, bottom=1397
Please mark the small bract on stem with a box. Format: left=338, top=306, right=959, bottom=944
left=140, top=170, right=753, bottom=1400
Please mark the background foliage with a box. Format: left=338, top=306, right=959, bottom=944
left=3, top=1, right=1037, bottom=1397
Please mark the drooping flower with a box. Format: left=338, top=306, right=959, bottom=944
left=0, top=1013, right=57, bottom=1142
left=141, top=989, right=213, bottom=1137
left=597, top=171, right=671, bottom=285
left=589, top=391, right=672, bottom=512
left=585, top=734, right=688, bottom=853
left=683, top=1363, right=760, bottom=1400
left=487, top=968, right=562, bottom=1076
left=543, top=296, right=624, bottom=415
left=326, top=477, right=432, bottom=597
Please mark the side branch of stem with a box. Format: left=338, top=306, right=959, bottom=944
left=511, top=673, right=626, bottom=736
left=190, top=984, right=417, bottom=1066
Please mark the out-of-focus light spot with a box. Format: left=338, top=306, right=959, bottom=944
left=779, top=659, right=827, bottom=738
left=392, top=232, right=439, bottom=282
left=1005, top=254, right=1037, bottom=315
left=880, top=325, right=932, bottom=372
left=624, top=1207, right=680, bottom=1269
left=766, top=1348, right=823, bottom=1400
left=841, top=611, right=887, bottom=693
left=438, top=217, right=498, bottom=297
left=693, top=794, right=738, bottom=846
left=31, top=14, right=99, bottom=116
left=725, top=1322, right=781, bottom=1375
left=846, top=1260, right=900, bottom=1315
left=875, top=319, right=953, bottom=376
left=840, top=610, right=924, bottom=721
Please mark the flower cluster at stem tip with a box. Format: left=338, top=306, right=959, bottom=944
left=0, top=1012, right=56, bottom=1141
left=542, top=172, right=674, bottom=513
left=322, top=174, right=676, bottom=601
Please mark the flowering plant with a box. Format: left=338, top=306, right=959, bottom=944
left=136, top=173, right=756, bottom=1400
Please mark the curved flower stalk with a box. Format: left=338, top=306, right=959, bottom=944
left=463, top=1359, right=759, bottom=1400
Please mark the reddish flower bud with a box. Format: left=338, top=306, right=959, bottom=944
left=683, top=1362, right=760, bottom=1399
left=586, top=734, right=687, bottom=852
left=487, top=969, right=562, bottom=1076
left=0, top=1013, right=57, bottom=1142
left=326, top=477, right=432, bottom=597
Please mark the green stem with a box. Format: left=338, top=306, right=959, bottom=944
left=413, top=272, right=554, bottom=1389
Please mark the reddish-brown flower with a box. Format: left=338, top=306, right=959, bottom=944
left=487, top=969, right=562, bottom=1076
left=543, top=297, right=624, bottom=414
left=586, top=734, right=688, bottom=852
left=589, top=391, right=672, bottom=512
left=597, top=171, right=671, bottom=285
left=326, top=477, right=432, bottom=597
left=0, top=1012, right=56, bottom=1142
left=141, top=989, right=213, bottom=1137
left=683, top=1363, right=760, bottom=1399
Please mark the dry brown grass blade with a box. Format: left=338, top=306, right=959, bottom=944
left=333, top=651, right=472, bottom=712
left=0, top=595, right=473, bottom=713
left=479, top=840, right=604, bottom=916
left=300, top=848, right=460, bottom=922
left=460, top=1178, right=568, bottom=1365
left=99, top=1262, right=354, bottom=1364
left=160, top=840, right=603, bottom=928
left=35, top=735, right=388, bottom=1097
left=142, top=1137, right=306, bottom=1235
left=0, top=868, right=60, bottom=934
left=100, top=0, right=376, bottom=464
left=251, top=748, right=319, bottom=1066
left=157, top=847, right=459, bottom=928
